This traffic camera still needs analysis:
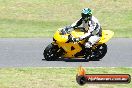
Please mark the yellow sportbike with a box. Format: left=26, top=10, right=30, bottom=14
left=43, top=27, right=114, bottom=61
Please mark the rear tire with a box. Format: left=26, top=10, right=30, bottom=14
left=43, top=44, right=60, bottom=61
left=91, top=43, right=107, bottom=61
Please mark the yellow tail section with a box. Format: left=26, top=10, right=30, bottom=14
left=98, top=30, right=114, bottom=44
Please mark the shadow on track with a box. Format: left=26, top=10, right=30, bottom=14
left=42, top=58, right=100, bottom=62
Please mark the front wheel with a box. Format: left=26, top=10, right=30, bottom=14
left=43, top=44, right=62, bottom=61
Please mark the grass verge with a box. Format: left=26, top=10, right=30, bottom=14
left=0, top=67, right=131, bottom=88
left=0, top=0, right=131, bottom=38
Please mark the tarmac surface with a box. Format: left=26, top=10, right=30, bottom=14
left=0, top=38, right=132, bottom=67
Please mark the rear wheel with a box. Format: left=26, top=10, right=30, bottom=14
left=84, top=49, right=92, bottom=62
left=43, top=44, right=62, bottom=61
left=91, top=43, right=107, bottom=61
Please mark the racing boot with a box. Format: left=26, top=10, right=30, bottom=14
left=84, top=41, right=92, bottom=61
left=84, top=48, right=92, bottom=61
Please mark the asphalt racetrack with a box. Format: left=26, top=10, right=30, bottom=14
left=0, top=38, right=132, bottom=67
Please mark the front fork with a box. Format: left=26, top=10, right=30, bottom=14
left=51, top=42, right=65, bottom=58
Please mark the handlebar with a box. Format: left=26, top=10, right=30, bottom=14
left=59, top=26, right=72, bottom=35
left=59, top=26, right=85, bottom=43
left=60, top=26, right=85, bottom=35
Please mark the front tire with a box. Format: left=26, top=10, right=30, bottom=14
left=43, top=44, right=60, bottom=61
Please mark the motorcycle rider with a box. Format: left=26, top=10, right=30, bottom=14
left=71, top=8, right=102, bottom=49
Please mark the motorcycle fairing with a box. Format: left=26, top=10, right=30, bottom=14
left=53, top=29, right=114, bottom=58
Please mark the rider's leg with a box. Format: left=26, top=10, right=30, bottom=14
left=84, top=35, right=100, bottom=58
left=85, top=35, right=100, bottom=48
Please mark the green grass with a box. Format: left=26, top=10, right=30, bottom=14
left=0, top=67, right=132, bottom=88
left=0, top=0, right=131, bottom=38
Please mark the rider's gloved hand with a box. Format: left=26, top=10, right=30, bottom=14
left=65, top=26, right=72, bottom=34
left=72, top=38, right=80, bottom=42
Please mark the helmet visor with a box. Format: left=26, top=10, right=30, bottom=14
left=82, top=13, right=91, bottom=18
